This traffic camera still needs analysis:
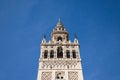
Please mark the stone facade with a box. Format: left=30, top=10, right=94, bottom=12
left=37, top=19, right=84, bottom=80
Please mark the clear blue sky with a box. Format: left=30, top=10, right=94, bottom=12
left=0, top=0, right=120, bottom=80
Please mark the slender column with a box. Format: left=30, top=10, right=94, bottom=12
left=65, top=71, right=68, bottom=80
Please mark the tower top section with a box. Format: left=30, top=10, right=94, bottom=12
left=52, top=19, right=68, bottom=34
left=51, top=19, right=68, bottom=42
left=41, top=19, right=79, bottom=44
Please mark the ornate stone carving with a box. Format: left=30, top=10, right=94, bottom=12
left=68, top=72, right=78, bottom=80
left=41, top=72, right=52, bottom=80
left=55, top=71, right=65, bottom=79
left=42, top=61, right=77, bottom=69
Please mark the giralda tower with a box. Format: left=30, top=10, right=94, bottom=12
left=37, top=19, right=84, bottom=80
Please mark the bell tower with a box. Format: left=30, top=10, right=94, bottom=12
left=37, top=19, right=84, bottom=80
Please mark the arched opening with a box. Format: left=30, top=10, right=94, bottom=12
left=72, top=50, right=76, bottom=58
left=44, top=50, right=48, bottom=58
left=62, top=28, right=64, bottom=31
left=61, top=76, right=63, bottom=79
left=57, top=47, right=63, bottom=58
left=56, top=76, right=59, bottom=79
left=56, top=72, right=64, bottom=79
left=50, top=50, right=54, bottom=58
left=57, top=36, right=62, bottom=41
left=66, top=50, right=70, bottom=58
left=59, top=28, right=61, bottom=30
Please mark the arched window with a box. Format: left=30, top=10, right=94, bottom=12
left=56, top=72, right=64, bottom=79
left=59, top=28, right=61, bottom=30
left=44, top=50, right=48, bottom=58
left=72, top=50, right=76, bottom=58
left=50, top=50, right=54, bottom=58
left=57, top=36, right=62, bottom=41
left=66, top=50, right=70, bottom=58
left=57, top=47, right=63, bottom=58
left=56, top=76, right=59, bottom=79
left=62, top=28, right=64, bottom=31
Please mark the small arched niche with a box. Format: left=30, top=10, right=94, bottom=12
left=50, top=50, right=54, bottom=58
left=57, top=36, right=62, bottom=41
left=66, top=50, right=70, bottom=58
left=72, top=50, right=76, bottom=58
left=44, top=50, right=48, bottom=58
left=57, top=47, right=63, bottom=58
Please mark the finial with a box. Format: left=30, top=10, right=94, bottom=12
left=74, top=33, right=77, bottom=39
left=59, top=18, right=61, bottom=22
left=57, top=18, right=62, bottom=25
left=43, top=34, right=46, bottom=39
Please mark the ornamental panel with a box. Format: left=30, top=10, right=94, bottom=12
left=68, top=71, right=78, bottom=80
left=41, top=72, right=52, bottom=80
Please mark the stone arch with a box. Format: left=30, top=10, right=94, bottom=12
left=57, top=47, right=63, bottom=58
left=50, top=50, right=54, bottom=58
left=57, top=36, right=62, bottom=41
left=66, top=50, right=70, bottom=58
left=44, top=50, right=48, bottom=58
left=72, top=50, right=76, bottom=58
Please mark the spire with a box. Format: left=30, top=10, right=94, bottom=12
left=74, top=33, right=78, bottom=43
left=57, top=18, right=63, bottom=26
left=74, top=33, right=77, bottom=39
left=43, top=34, right=46, bottom=39
left=59, top=18, right=60, bottom=21
left=52, top=18, right=68, bottom=34
left=42, top=34, right=46, bottom=43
